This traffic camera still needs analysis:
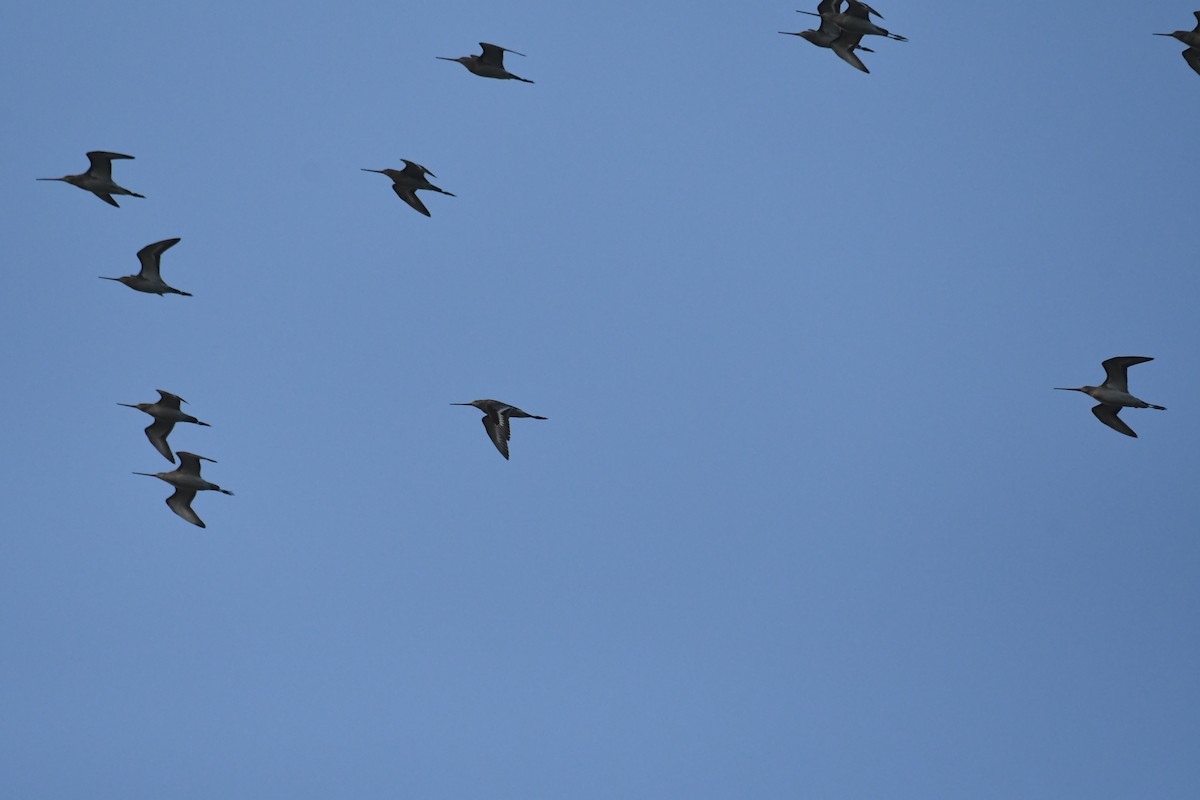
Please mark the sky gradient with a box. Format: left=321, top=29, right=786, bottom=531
left=2, top=2, right=1199, bottom=798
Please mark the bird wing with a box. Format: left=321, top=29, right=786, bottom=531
left=156, top=389, right=186, bottom=408
left=1092, top=404, right=1136, bottom=437
left=847, top=0, right=882, bottom=19
left=480, top=42, right=524, bottom=64
left=145, top=418, right=177, bottom=462
left=136, top=238, right=181, bottom=280
left=96, top=192, right=120, bottom=207
left=482, top=411, right=511, bottom=459
left=818, top=15, right=843, bottom=38
left=85, top=151, right=133, bottom=179
left=175, top=451, right=213, bottom=476
left=832, top=35, right=870, bottom=72
left=392, top=184, right=431, bottom=216
left=1184, top=47, right=1200, bottom=76
left=166, top=488, right=205, bottom=527
left=401, top=159, right=433, bottom=177
left=1193, top=11, right=1200, bottom=31
left=1100, top=356, right=1152, bottom=392
left=816, top=0, right=841, bottom=15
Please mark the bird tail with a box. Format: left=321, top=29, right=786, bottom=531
left=1150, top=404, right=1167, bottom=410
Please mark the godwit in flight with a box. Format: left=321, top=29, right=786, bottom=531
left=452, top=399, right=547, bottom=459
left=1055, top=356, right=1166, bottom=438
left=38, top=151, right=145, bottom=207
left=438, top=43, right=534, bottom=83
left=133, top=452, right=233, bottom=528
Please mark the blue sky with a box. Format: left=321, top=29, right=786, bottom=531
left=3, top=2, right=1199, bottom=797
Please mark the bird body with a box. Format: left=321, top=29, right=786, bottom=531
left=362, top=161, right=455, bottom=217
left=438, top=43, right=533, bottom=83
left=1155, top=12, right=1200, bottom=76
left=119, top=389, right=210, bottom=463
left=38, top=151, right=145, bottom=207
left=101, top=238, right=191, bottom=296
left=134, top=452, right=233, bottom=528
left=1056, top=356, right=1166, bottom=438
left=452, top=399, right=547, bottom=459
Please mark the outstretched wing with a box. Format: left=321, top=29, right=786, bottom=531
left=136, top=238, right=181, bottom=280
left=175, top=451, right=214, bottom=476
left=393, top=185, right=431, bottom=216
left=482, top=411, right=511, bottom=459
left=832, top=34, right=870, bottom=73
left=1184, top=47, right=1200, bottom=76
left=479, top=42, right=525, bottom=65
left=85, top=151, right=133, bottom=179
left=1092, top=404, right=1136, bottom=437
left=166, top=488, right=205, bottom=527
left=1100, top=356, right=1152, bottom=392
left=401, top=159, right=433, bottom=177
left=155, top=389, right=186, bottom=408
left=145, top=418, right=177, bottom=462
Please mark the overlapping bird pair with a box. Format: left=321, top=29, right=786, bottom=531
left=780, top=0, right=907, bottom=74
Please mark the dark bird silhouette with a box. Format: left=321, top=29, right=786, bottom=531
left=38, top=151, right=145, bottom=207
left=438, top=43, right=534, bottom=83
left=119, top=389, right=211, bottom=463
left=798, top=0, right=908, bottom=42
left=133, top=452, right=233, bottom=528
left=1055, top=356, right=1166, bottom=438
left=1155, top=12, right=1200, bottom=76
left=782, top=0, right=873, bottom=73
left=100, top=238, right=191, bottom=296
left=452, top=399, right=547, bottom=459
left=362, top=161, right=455, bottom=217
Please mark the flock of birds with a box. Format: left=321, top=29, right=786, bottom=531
left=37, top=9, right=1190, bottom=528
left=781, top=2, right=1200, bottom=77
left=36, top=42, right=547, bottom=526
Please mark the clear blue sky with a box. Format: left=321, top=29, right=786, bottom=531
left=3, top=2, right=1199, bottom=797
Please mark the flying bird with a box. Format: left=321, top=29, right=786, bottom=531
left=133, top=452, right=233, bottom=528
left=100, top=238, right=192, bottom=296
left=1155, top=11, right=1200, bottom=76
left=438, top=43, right=534, bottom=83
left=782, top=0, right=873, bottom=73
left=452, top=399, right=547, bottom=460
left=1055, top=356, right=1166, bottom=438
left=119, top=389, right=211, bottom=463
left=38, top=151, right=145, bottom=207
left=798, top=0, right=908, bottom=42
left=362, top=161, right=455, bottom=217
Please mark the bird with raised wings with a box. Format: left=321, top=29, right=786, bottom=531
left=119, top=389, right=211, bottom=463
left=1055, top=356, right=1166, bottom=438
left=438, top=42, right=534, bottom=83
left=38, top=151, right=145, bottom=207
left=133, top=452, right=234, bottom=528
left=100, top=238, right=192, bottom=296
left=362, top=161, right=455, bottom=217
left=452, top=399, right=547, bottom=460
